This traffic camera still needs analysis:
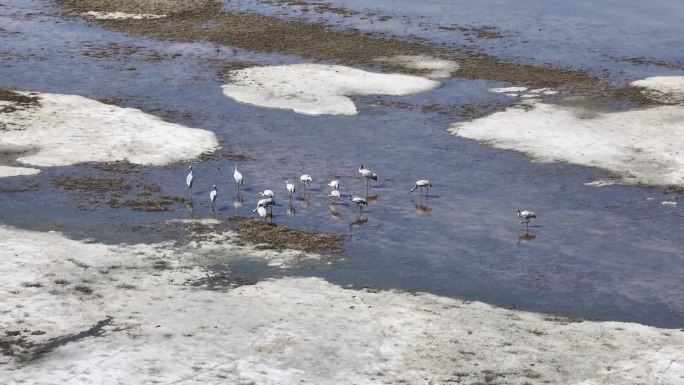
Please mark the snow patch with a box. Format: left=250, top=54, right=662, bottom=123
left=449, top=101, right=684, bottom=186
left=0, top=165, right=41, bottom=177
left=84, top=11, right=166, bottom=20
left=630, top=76, right=684, bottom=104
left=373, top=55, right=460, bottom=79
left=0, top=93, right=219, bottom=174
left=488, top=86, right=528, bottom=93
left=221, top=63, right=440, bottom=115
left=1, top=225, right=683, bottom=384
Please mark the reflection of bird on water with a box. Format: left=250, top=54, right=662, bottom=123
left=517, top=232, right=536, bottom=246
left=232, top=196, right=243, bottom=216
left=349, top=216, right=368, bottom=231
left=329, top=204, right=341, bottom=219
left=300, top=196, right=311, bottom=209
left=287, top=201, right=296, bottom=216
left=518, top=209, right=536, bottom=230
left=365, top=194, right=378, bottom=204
left=185, top=201, right=195, bottom=218
left=412, top=199, right=432, bottom=215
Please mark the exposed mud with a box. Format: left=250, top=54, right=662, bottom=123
left=610, top=55, right=684, bottom=71
left=58, top=0, right=215, bottom=15
left=236, top=220, right=345, bottom=253
left=115, top=195, right=186, bottom=212
left=92, top=160, right=138, bottom=173
left=56, top=1, right=603, bottom=92
left=0, top=87, right=39, bottom=113
left=439, top=24, right=505, bottom=39
left=52, top=176, right=131, bottom=193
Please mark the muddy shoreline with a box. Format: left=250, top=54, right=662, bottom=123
left=56, top=0, right=607, bottom=93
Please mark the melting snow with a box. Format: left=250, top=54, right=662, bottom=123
left=221, top=63, right=440, bottom=115
left=1, top=225, right=683, bottom=384
left=449, top=95, right=684, bottom=186
left=0, top=92, right=219, bottom=176
left=631, top=76, right=684, bottom=104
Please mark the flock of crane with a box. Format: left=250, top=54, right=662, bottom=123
left=186, top=162, right=537, bottom=229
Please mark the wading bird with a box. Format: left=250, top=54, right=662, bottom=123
left=328, top=180, right=339, bottom=190
left=285, top=180, right=296, bottom=197
left=254, top=197, right=276, bottom=214
left=350, top=195, right=368, bottom=212
left=518, top=209, right=536, bottom=228
left=359, top=165, right=377, bottom=188
left=256, top=205, right=267, bottom=220
left=209, top=185, right=218, bottom=210
left=300, top=174, right=312, bottom=187
left=410, top=180, right=432, bottom=195
left=329, top=189, right=341, bottom=201
left=233, top=162, right=243, bottom=193
left=186, top=165, right=194, bottom=193
left=258, top=189, right=275, bottom=198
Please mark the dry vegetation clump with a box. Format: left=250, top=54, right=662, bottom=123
left=57, top=0, right=216, bottom=15
left=111, top=195, right=186, bottom=211
left=236, top=220, right=345, bottom=253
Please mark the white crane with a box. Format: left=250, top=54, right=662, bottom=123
left=258, top=189, right=275, bottom=198
left=518, top=209, right=536, bottom=228
left=254, top=197, right=276, bottom=214
left=209, top=185, right=218, bottom=210
left=233, top=162, right=243, bottom=192
left=410, top=179, right=432, bottom=195
left=255, top=205, right=267, bottom=220
left=349, top=195, right=368, bottom=212
left=186, top=165, right=194, bottom=191
left=285, top=180, right=296, bottom=197
left=328, top=180, right=339, bottom=190
left=300, top=174, right=312, bottom=191
left=359, top=165, right=377, bottom=188
left=329, top=189, right=341, bottom=201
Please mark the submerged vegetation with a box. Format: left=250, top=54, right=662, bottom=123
left=236, top=220, right=345, bottom=253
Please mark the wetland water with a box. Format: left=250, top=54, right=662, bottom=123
left=1, top=0, right=683, bottom=327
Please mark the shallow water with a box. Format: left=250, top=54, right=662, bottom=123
left=222, top=0, right=684, bottom=82
left=1, top=0, right=683, bottom=327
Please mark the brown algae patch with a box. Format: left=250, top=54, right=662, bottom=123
left=52, top=175, right=186, bottom=212
left=56, top=1, right=602, bottom=91
left=236, top=220, right=345, bottom=253
left=114, top=195, right=186, bottom=212
left=52, top=176, right=131, bottom=193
